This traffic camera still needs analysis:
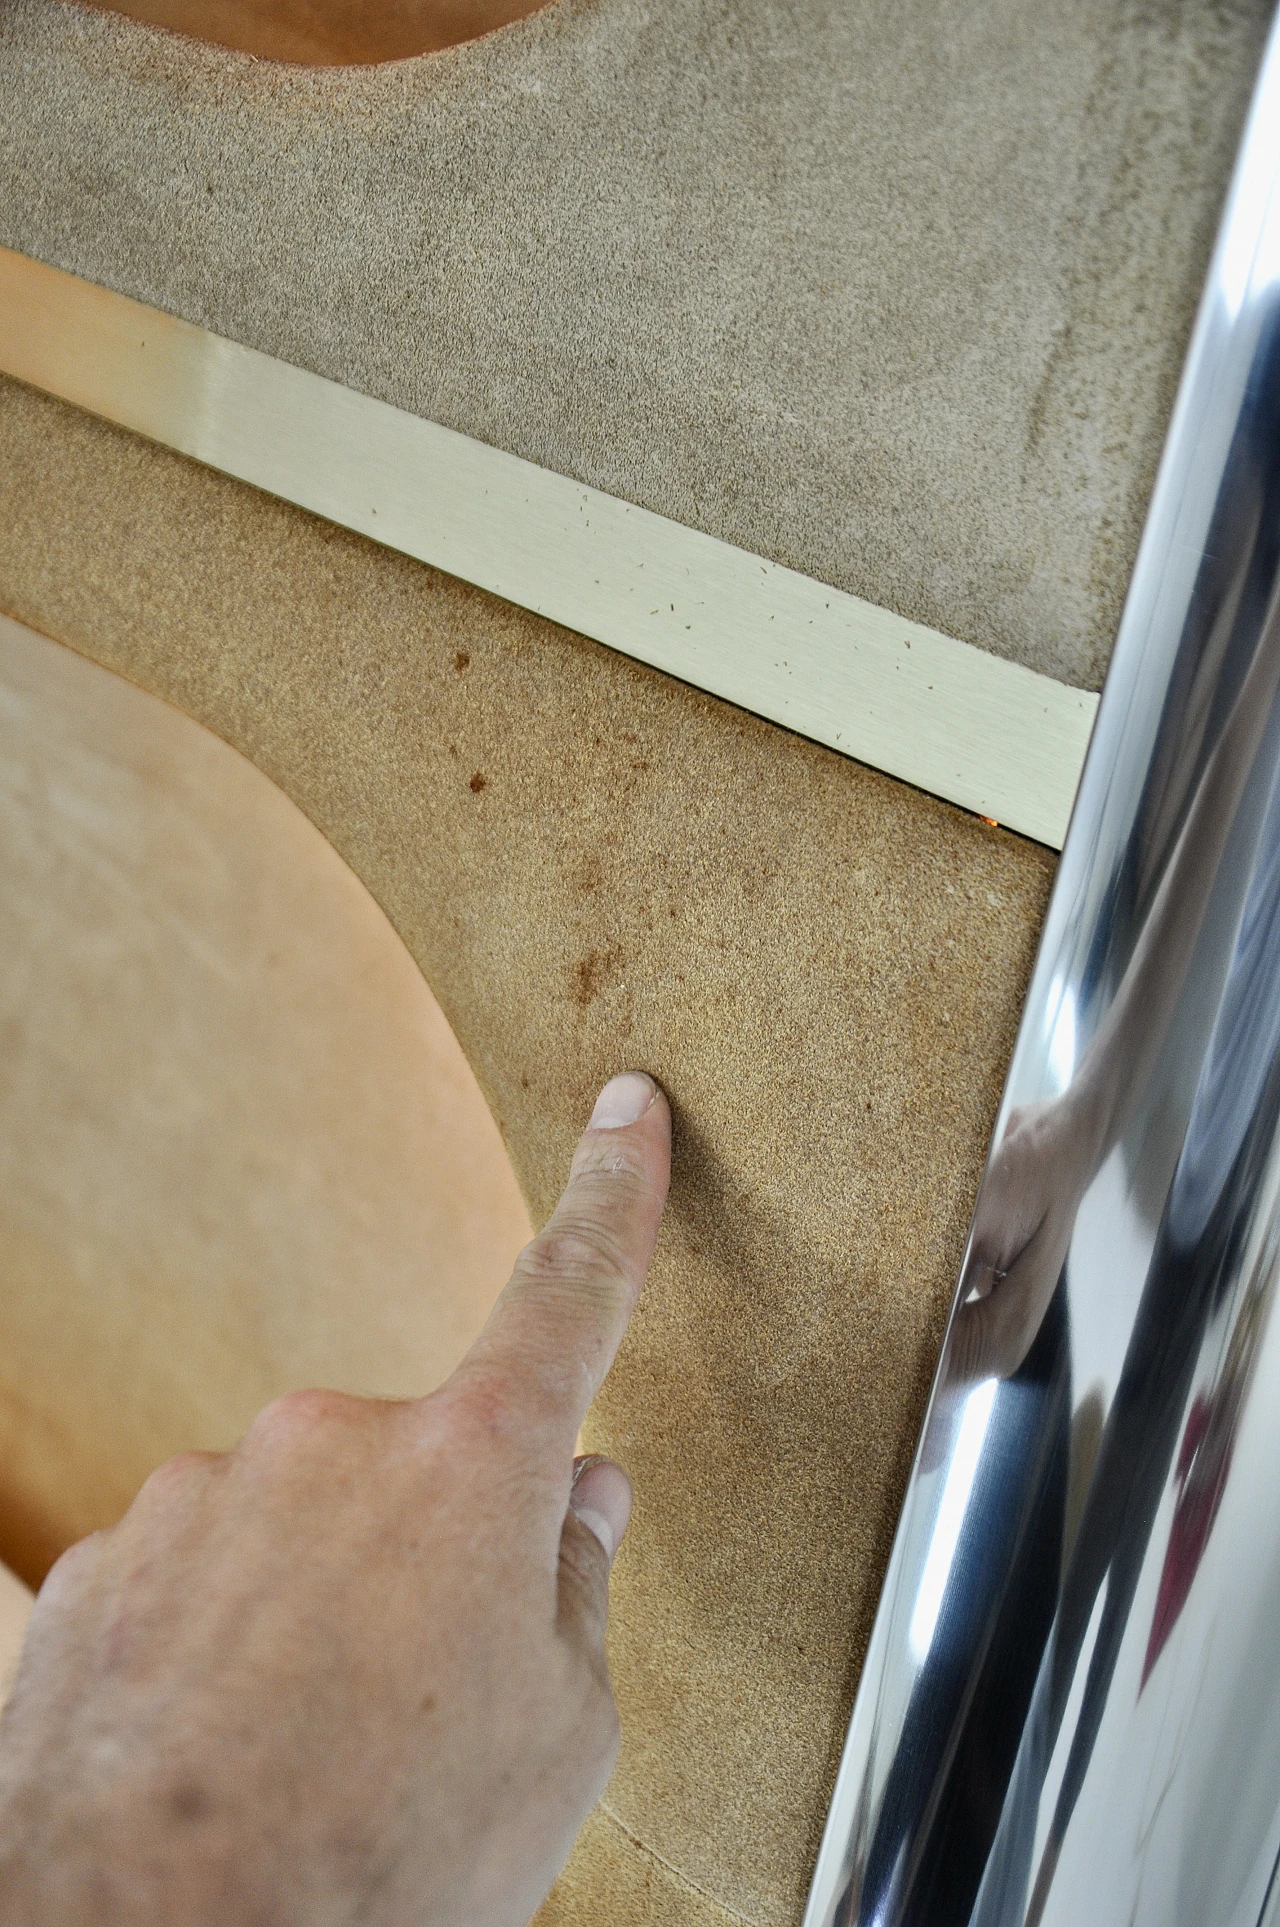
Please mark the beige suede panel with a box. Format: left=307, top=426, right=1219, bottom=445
left=0, top=376, right=1055, bottom=1921
left=0, top=0, right=1269, bottom=688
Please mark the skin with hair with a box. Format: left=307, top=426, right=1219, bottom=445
left=0, top=1070, right=670, bottom=1927
left=62, top=0, right=551, bottom=64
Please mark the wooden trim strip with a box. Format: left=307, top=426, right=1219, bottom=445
left=0, top=246, right=1095, bottom=846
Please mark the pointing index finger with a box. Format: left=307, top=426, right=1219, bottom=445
left=451, top=1072, right=671, bottom=1464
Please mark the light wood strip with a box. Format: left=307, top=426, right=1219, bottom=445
left=0, top=247, right=1095, bottom=846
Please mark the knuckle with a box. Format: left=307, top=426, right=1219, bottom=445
left=569, top=1139, right=652, bottom=1189
left=244, top=1386, right=360, bottom=1456
left=518, top=1218, right=631, bottom=1295
left=39, top=1530, right=106, bottom=1605
left=136, top=1449, right=220, bottom=1510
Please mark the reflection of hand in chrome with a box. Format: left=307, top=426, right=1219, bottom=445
left=944, top=590, right=1280, bottom=1384
left=949, top=1091, right=1104, bottom=1382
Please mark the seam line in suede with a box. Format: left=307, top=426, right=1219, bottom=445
left=597, top=1801, right=768, bottom=1926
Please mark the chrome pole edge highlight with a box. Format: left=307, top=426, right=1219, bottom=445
left=805, top=11, right=1280, bottom=1923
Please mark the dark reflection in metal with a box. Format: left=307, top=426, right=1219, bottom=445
left=805, top=15, right=1280, bottom=1925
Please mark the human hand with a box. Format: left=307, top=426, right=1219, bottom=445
left=0, top=1070, right=670, bottom=1927
left=948, top=1088, right=1103, bottom=1383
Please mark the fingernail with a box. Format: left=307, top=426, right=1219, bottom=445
left=570, top=1502, right=620, bottom=1561
left=569, top=1460, right=633, bottom=1562
left=589, top=1072, right=656, bottom=1131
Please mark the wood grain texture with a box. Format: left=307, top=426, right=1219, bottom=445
left=0, top=375, right=1055, bottom=1924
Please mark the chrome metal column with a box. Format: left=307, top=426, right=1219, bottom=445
left=805, top=12, right=1280, bottom=1923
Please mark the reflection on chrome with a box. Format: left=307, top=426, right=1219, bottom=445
left=804, top=12, right=1280, bottom=1925
left=907, top=1380, right=997, bottom=1668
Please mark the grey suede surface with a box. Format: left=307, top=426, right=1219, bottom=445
left=0, top=0, right=1270, bottom=689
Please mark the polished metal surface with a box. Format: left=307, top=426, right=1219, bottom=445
left=0, top=246, right=1095, bottom=849
left=805, top=12, right=1280, bottom=1924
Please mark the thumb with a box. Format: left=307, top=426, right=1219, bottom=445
left=558, top=1457, right=631, bottom=1650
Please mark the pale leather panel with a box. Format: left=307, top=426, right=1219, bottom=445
left=0, top=606, right=530, bottom=1584
left=0, top=374, right=1055, bottom=1923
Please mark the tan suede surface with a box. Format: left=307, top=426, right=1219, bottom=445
left=543, top=1806, right=750, bottom=1926
left=0, top=0, right=1269, bottom=688
left=0, top=376, right=1055, bottom=1921
left=0, top=609, right=530, bottom=1585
